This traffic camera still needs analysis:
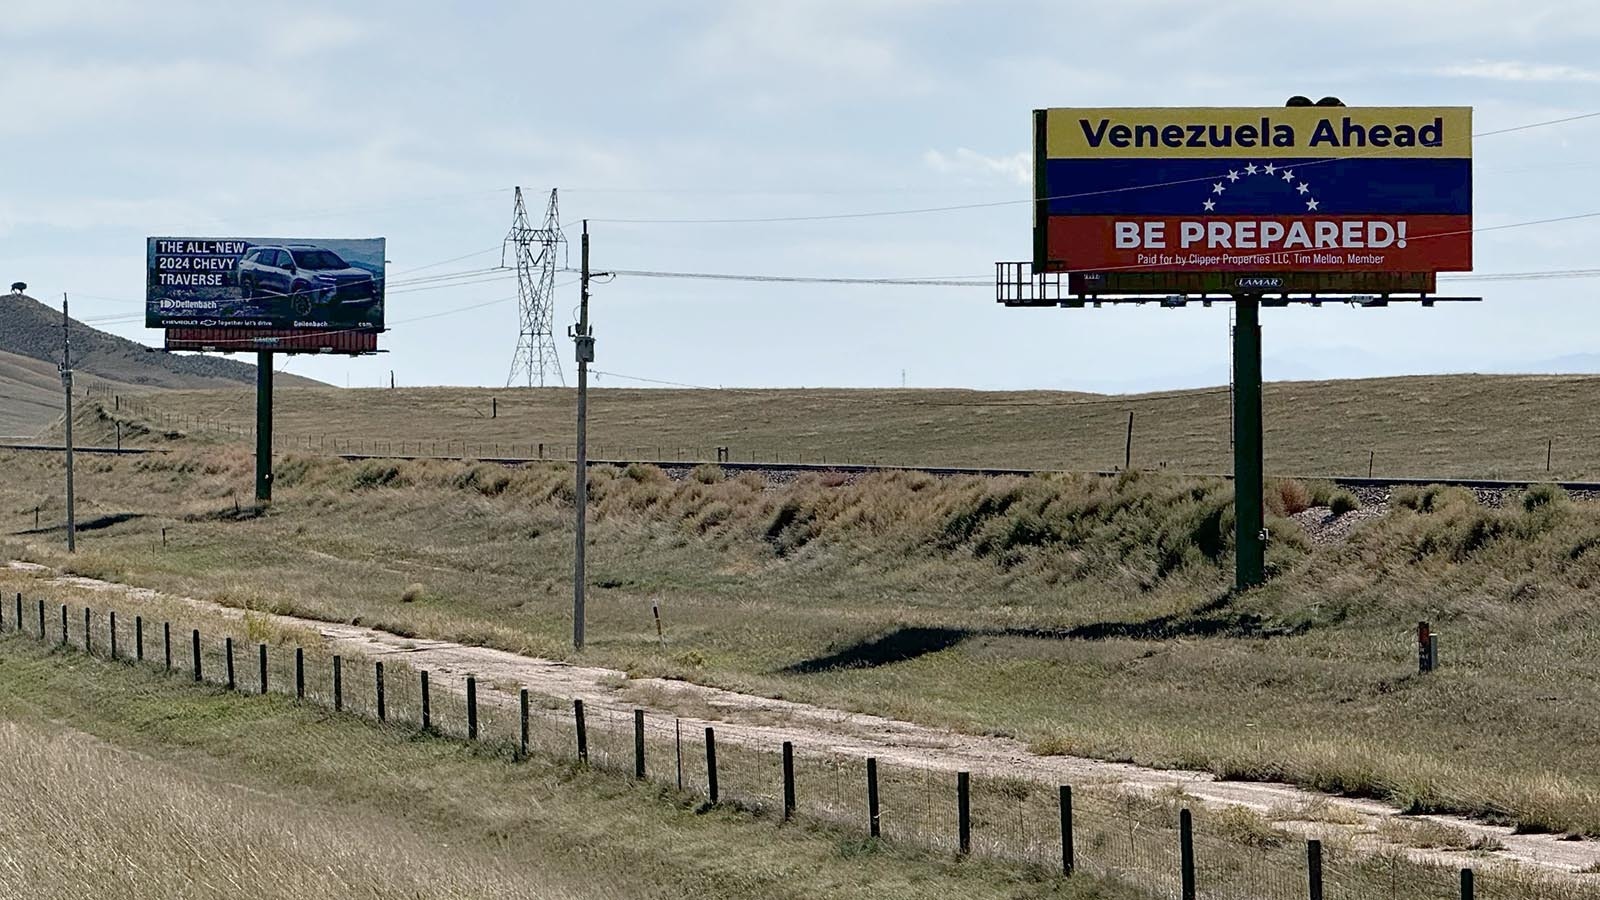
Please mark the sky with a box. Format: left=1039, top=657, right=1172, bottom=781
left=4, top=0, right=1600, bottom=392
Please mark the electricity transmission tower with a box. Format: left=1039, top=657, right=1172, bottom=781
left=505, top=186, right=566, bottom=387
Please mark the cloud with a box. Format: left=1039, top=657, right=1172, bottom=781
left=923, top=148, right=1030, bottom=185
left=1433, top=60, right=1600, bottom=82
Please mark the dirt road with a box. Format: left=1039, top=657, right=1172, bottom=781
left=8, top=560, right=1598, bottom=878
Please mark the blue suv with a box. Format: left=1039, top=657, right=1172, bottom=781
left=237, top=244, right=381, bottom=321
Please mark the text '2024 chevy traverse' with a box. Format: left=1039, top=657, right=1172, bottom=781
left=237, top=244, right=382, bottom=322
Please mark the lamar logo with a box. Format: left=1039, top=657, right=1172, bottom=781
left=1235, top=276, right=1284, bottom=289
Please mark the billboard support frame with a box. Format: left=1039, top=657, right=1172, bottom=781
left=256, top=351, right=273, bottom=504
left=1232, top=295, right=1264, bottom=588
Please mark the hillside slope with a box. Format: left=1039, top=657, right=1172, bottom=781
left=0, top=293, right=322, bottom=436
left=122, top=373, right=1600, bottom=481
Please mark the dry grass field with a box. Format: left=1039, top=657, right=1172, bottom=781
left=84, top=373, right=1600, bottom=480
left=7, top=429, right=1600, bottom=849
left=0, top=638, right=1141, bottom=900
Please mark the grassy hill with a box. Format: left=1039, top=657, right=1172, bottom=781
left=8, top=439, right=1600, bottom=840
left=115, top=373, right=1600, bottom=481
left=0, top=293, right=322, bottom=437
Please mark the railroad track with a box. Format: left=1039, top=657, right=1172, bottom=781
left=7, top=440, right=1600, bottom=493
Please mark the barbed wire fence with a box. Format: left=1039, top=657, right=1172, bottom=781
left=7, top=588, right=1584, bottom=900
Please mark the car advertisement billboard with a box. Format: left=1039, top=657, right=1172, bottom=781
left=1034, top=107, right=1471, bottom=274
left=146, top=237, right=385, bottom=330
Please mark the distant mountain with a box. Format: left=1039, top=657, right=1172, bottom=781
left=0, top=292, right=324, bottom=436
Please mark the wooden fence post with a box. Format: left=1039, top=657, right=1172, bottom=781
left=634, top=709, right=646, bottom=780
left=1061, top=785, right=1075, bottom=875
left=1307, top=839, right=1323, bottom=900
left=867, top=757, right=881, bottom=838
left=705, top=727, right=718, bottom=804
left=295, top=648, right=304, bottom=699
left=375, top=661, right=385, bottom=721
left=1180, top=808, right=1196, bottom=900
left=782, top=741, right=796, bottom=821
left=574, top=699, right=588, bottom=762
left=333, top=655, right=343, bottom=711
left=420, top=671, right=430, bottom=729
left=519, top=689, right=530, bottom=758
left=467, top=676, right=478, bottom=739
left=191, top=629, right=201, bottom=682
left=957, top=771, right=971, bottom=854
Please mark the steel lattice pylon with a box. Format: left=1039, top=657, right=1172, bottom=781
left=505, top=186, right=566, bottom=387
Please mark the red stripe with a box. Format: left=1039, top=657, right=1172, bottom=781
left=1046, top=214, right=1471, bottom=273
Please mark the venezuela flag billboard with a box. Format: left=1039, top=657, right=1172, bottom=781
left=1033, top=107, right=1472, bottom=275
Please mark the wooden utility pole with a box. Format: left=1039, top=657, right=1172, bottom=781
left=572, top=221, right=596, bottom=650
left=61, top=295, right=76, bottom=553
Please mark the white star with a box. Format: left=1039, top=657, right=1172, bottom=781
left=1282, top=169, right=1295, bottom=182
left=1212, top=182, right=1225, bottom=194
left=1296, top=182, right=1310, bottom=195
left=1263, top=163, right=1277, bottom=175
left=1203, top=198, right=1216, bottom=211
left=1306, top=198, right=1319, bottom=211
left=1245, top=163, right=1259, bottom=175
left=1226, top=169, right=1240, bottom=182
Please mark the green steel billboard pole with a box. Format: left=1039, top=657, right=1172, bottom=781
left=1232, top=296, right=1264, bottom=589
left=255, top=350, right=273, bottom=503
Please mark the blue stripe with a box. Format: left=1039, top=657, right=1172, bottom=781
left=1044, top=158, right=1470, bottom=215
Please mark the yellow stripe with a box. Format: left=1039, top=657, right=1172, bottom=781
left=1044, top=107, right=1471, bottom=159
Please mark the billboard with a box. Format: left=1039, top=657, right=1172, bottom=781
left=1034, top=107, right=1471, bottom=274
left=146, top=237, right=386, bottom=331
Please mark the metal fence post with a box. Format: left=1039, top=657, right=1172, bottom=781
left=420, top=670, right=430, bottom=729
left=108, top=611, right=116, bottom=660
left=259, top=644, right=268, bottom=694
left=37, top=599, right=44, bottom=640
left=333, top=655, right=343, bottom=711
left=225, top=637, right=235, bottom=690
left=467, top=676, right=478, bottom=739
left=957, top=771, right=971, bottom=854
left=164, top=623, right=171, bottom=671
left=60, top=604, right=67, bottom=646
left=375, top=661, right=385, bottom=721
left=295, top=648, right=304, bottom=699
left=83, top=608, right=90, bottom=654
left=135, top=615, right=143, bottom=662
left=1061, top=785, right=1075, bottom=875
left=574, top=699, right=588, bottom=762
left=1180, top=808, right=1196, bottom=900
left=1460, top=868, right=1474, bottom=900
left=191, top=629, right=201, bottom=681
left=782, top=741, right=796, bottom=821
left=867, top=757, right=881, bottom=838
left=634, top=709, right=646, bottom=780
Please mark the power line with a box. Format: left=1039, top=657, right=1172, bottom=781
left=590, top=369, right=716, bottom=389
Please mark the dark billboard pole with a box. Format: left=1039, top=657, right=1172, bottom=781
left=1232, top=296, right=1265, bottom=588
left=255, top=351, right=273, bottom=503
